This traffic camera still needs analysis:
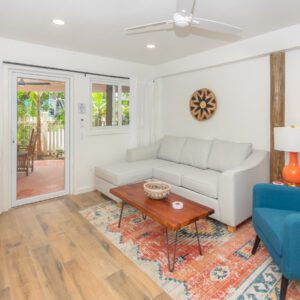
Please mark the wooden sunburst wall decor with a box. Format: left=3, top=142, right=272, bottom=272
left=189, top=88, right=217, bottom=121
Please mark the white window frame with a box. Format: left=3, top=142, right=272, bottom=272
left=88, top=76, right=130, bottom=135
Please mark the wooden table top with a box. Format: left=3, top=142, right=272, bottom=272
left=110, top=182, right=214, bottom=231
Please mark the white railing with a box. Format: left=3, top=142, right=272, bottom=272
left=45, top=128, right=64, bottom=154
left=18, top=115, right=64, bottom=155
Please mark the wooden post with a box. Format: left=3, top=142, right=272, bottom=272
left=270, top=52, right=285, bottom=182
left=106, top=85, right=113, bottom=126
left=36, top=92, right=42, bottom=157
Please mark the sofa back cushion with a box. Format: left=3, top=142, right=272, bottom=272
left=158, top=136, right=186, bottom=162
left=207, top=139, right=252, bottom=172
left=179, top=138, right=211, bottom=169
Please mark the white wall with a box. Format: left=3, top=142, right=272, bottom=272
left=0, top=37, right=154, bottom=212
left=286, top=48, right=300, bottom=128
left=160, top=48, right=300, bottom=151
left=160, top=56, right=271, bottom=150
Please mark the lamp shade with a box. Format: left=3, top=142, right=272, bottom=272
left=274, top=127, right=300, bottom=152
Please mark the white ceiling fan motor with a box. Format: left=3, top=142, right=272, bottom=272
left=173, top=13, right=192, bottom=28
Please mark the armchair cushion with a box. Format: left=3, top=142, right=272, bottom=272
left=253, top=207, right=295, bottom=256
left=253, top=184, right=300, bottom=211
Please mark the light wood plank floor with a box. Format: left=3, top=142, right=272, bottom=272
left=0, top=192, right=171, bottom=300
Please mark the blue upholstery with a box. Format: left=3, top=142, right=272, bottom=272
left=252, top=184, right=300, bottom=280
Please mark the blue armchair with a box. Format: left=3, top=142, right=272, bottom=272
left=252, top=183, right=300, bottom=300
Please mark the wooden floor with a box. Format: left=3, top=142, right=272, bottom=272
left=0, top=192, right=171, bottom=300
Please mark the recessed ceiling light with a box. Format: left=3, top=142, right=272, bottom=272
left=146, top=44, right=156, bottom=49
left=52, top=19, right=65, bottom=26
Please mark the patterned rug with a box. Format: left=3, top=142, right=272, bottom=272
left=80, top=199, right=300, bottom=300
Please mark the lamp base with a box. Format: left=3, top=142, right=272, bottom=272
left=282, top=152, right=300, bottom=185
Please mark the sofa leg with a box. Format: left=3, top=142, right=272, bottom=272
left=227, top=226, right=236, bottom=233
left=251, top=235, right=261, bottom=255
left=280, top=275, right=289, bottom=300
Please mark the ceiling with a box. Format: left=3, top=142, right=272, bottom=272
left=0, top=0, right=300, bottom=65
left=17, top=78, right=65, bottom=92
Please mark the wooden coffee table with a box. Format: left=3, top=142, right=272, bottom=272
left=110, top=182, right=214, bottom=272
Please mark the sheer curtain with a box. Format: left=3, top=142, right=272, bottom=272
left=129, top=78, right=160, bottom=148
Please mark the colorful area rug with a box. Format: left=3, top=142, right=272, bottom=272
left=80, top=199, right=300, bottom=300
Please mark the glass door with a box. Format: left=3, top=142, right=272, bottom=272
left=12, top=74, right=70, bottom=206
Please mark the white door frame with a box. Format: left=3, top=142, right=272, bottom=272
left=7, top=67, right=73, bottom=207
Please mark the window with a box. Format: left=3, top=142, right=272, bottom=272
left=91, top=79, right=130, bottom=129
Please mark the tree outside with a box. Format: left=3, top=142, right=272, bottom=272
left=92, top=87, right=130, bottom=127
left=17, top=90, right=65, bottom=157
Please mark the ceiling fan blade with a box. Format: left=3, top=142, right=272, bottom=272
left=24, top=82, right=50, bottom=85
left=176, top=0, right=195, bottom=15
left=18, top=82, right=51, bottom=86
left=192, top=17, right=242, bottom=34
left=125, top=20, right=173, bottom=31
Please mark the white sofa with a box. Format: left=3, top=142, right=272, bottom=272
left=95, top=136, right=269, bottom=229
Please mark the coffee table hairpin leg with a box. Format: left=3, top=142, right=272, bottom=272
left=195, top=221, right=203, bottom=256
left=166, top=222, right=202, bottom=272
left=166, top=229, right=178, bottom=272
left=118, top=201, right=125, bottom=228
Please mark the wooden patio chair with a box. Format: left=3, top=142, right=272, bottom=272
left=17, top=129, right=38, bottom=176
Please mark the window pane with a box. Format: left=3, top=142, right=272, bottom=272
left=121, top=86, right=130, bottom=126
left=92, top=83, right=118, bottom=127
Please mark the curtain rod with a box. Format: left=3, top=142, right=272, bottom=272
left=2, top=61, right=130, bottom=80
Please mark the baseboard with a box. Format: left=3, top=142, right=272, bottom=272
left=74, top=186, right=96, bottom=195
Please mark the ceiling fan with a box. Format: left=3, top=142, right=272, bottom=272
left=125, top=0, right=242, bottom=34
left=17, top=78, right=51, bottom=86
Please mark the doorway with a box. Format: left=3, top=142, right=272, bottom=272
left=12, top=73, right=70, bottom=206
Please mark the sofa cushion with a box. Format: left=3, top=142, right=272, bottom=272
left=158, top=136, right=186, bottom=163
left=182, top=169, right=221, bottom=199
left=95, top=159, right=173, bottom=186
left=180, top=138, right=211, bottom=169
left=207, top=139, right=252, bottom=172
left=253, top=208, right=294, bottom=257
left=153, top=164, right=196, bottom=186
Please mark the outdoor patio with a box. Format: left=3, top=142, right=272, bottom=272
left=17, top=159, right=64, bottom=199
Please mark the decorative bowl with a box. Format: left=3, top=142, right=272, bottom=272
left=144, top=181, right=171, bottom=200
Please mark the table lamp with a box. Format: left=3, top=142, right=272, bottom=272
left=274, top=126, right=300, bottom=186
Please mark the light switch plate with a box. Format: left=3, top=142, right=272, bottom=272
left=78, top=103, right=86, bottom=114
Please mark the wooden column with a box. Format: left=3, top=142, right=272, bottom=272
left=36, top=92, right=42, bottom=157
left=106, top=85, right=113, bottom=126
left=270, top=52, right=285, bottom=182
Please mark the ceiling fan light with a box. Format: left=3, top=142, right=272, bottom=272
left=176, top=21, right=190, bottom=28
left=146, top=44, right=156, bottom=49
left=52, top=19, right=65, bottom=26
left=173, top=12, right=192, bottom=28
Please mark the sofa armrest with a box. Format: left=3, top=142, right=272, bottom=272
left=126, top=143, right=160, bottom=162
left=282, top=214, right=300, bottom=278
left=253, top=184, right=300, bottom=211
left=218, top=150, right=269, bottom=227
